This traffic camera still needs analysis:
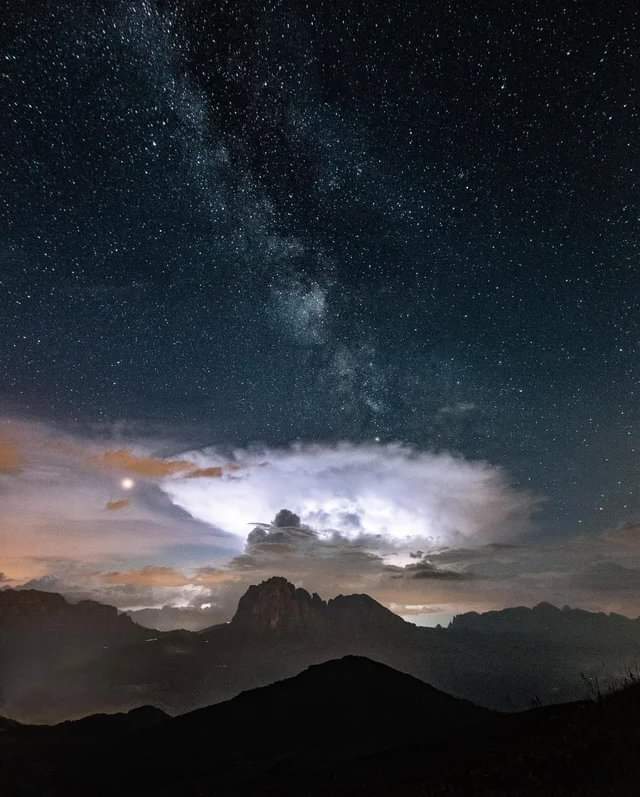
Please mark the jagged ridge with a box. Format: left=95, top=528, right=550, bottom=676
left=230, top=575, right=408, bottom=636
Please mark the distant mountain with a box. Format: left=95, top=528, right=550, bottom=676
left=0, top=588, right=143, bottom=638
left=452, top=601, right=640, bottom=642
left=2, top=656, right=640, bottom=796
left=0, top=589, right=149, bottom=722
left=229, top=575, right=407, bottom=638
left=3, top=578, right=640, bottom=723
left=49, top=705, right=168, bottom=737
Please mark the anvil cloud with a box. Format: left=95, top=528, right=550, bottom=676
left=162, top=442, right=536, bottom=548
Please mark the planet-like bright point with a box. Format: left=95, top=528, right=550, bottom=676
left=120, top=478, right=135, bottom=491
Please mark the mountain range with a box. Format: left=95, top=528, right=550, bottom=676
left=2, top=576, right=640, bottom=723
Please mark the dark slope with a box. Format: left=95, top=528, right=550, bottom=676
left=0, top=656, right=493, bottom=796
left=1, top=705, right=167, bottom=742
left=0, top=716, right=21, bottom=732
left=4, top=658, right=640, bottom=796
left=169, top=654, right=491, bottom=750
left=124, top=674, right=640, bottom=797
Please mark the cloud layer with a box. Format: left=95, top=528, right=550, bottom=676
left=4, top=417, right=640, bottom=628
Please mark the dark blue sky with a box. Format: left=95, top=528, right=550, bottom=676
left=2, top=0, right=639, bottom=536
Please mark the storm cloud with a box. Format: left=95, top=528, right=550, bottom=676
left=162, top=442, right=537, bottom=548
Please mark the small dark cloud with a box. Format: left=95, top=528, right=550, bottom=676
left=246, top=523, right=316, bottom=553
left=273, top=508, right=301, bottom=527
left=105, top=498, right=130, bottom=511
left=407, top=561, right=473, bottom=581
left=229, top=510, right=386, bottom=584
left=428, top=544, right=521, bottom=565
left=385, top=558, right=475, bottom=581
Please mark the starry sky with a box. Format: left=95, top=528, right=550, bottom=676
left=2, top=1, right=640, bottom=623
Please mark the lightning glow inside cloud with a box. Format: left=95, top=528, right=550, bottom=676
left=161, top=442, right=536, bottom=548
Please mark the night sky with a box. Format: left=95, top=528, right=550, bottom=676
left=2, top=1, right=640, bottom=621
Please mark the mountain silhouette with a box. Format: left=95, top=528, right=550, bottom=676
left=3, top=578, right=640, bottom=722
left=451, top=600, right=640, bottom=641
left=0, top=588, right=149, bottom=722
left=0, top=656, right=492, bottom=795
left=229, top=575, right=407, bottom=638
left=2, top=656, right=640, bottom=795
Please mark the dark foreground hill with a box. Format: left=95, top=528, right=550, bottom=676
left=1, top=656, right=640, bottom=796
left=4, top=577, right=640, bottom=721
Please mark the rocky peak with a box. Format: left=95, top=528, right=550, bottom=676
left=230, top=577, right=408, bottom=638
left=328, top=593, right=408, bottom=634
left=231, top=577, right=326, bottom=634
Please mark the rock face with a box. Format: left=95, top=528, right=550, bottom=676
left=230, top=576, right=408, bottom=639
left=231, top=577, right=327, bottom=634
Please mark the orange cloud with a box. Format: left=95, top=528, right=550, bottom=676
left=193, top=567, right=239, bottom=585
left=105, top=498, right=130, bottom=511
left=99, top=565, right=239, bottom=589
left=186, top=463, right=244, bottom=478
left=0, top=438, right=23, bottom=474
left=91, top=449, right=245, bottom=481
left=101, top=566, right=191, bottom=587
left=92, top=449, right=195, bottom=479
left=185, top=466, right=224, bottom=478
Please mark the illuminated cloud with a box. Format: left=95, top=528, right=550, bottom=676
left=6, top=417, right=640, bottom=625
left=162, top=442, right=537, bottom=548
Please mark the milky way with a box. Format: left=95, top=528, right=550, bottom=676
left=2, top=2, right=640, bottom=544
